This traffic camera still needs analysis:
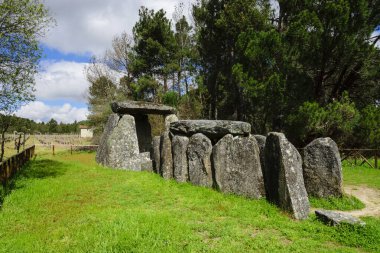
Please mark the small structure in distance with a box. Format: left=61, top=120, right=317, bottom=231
left=79, top=125, right=94, bottom=138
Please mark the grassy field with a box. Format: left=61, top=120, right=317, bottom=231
left=343, top=161, right=380, bottom=190
left=0, top=151, right=379, bottom=252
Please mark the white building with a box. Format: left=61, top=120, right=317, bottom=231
left=79, top=125, right=94, bottom=138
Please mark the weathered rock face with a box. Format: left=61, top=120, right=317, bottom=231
left=303, top=138, right=343, bottom=198
left=315, top=210, right=366, bottom=227
left=165, top=114, right=179, bottom=131
left=170, top=120, right=251, bottom=140
left=111, top=101, right=176, bottom=115
left=96, top=114, right=141, bottom=170
left=160, top=131, right=173, bottom=179
left=187, top=133, right=213, bottom=187
left=254, top=135, right=266, bottom=177
left=134, top=114, right=152, bottom=153
left=264, top=132, right=310, bottom=220
left=213, top=134, right=265, bottom=198
left=152, top=136, right=161, bottom=174
left=172, top=135, right=189, bottom=183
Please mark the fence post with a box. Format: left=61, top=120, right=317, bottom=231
left=52, top=145, right=55, bottom=156
left=375, top=149, right=378, bottom=169
left=71, top=145, right=73, bottom=155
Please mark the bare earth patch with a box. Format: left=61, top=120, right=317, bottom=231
left=343, top=185, right=380, bottom=217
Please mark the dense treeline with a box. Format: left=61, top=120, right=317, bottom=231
left=0, top=115, right=83, bottom=134
left=87, top=0, right=380, bottom=148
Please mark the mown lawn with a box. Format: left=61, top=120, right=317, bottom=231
left=343, top=161, right=380, bottom=190
left=0, top=151, right=379, bottom=252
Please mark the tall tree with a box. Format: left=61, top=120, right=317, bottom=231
left=0, top=0, right=53, bottom=161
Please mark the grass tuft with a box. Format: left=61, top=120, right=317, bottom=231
left=310, top=195, right=365, bottom=211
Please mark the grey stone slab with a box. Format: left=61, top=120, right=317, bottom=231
left=111, top=101, right=176, bottom=115
left=264, top=132, right=310, bottom=220
left=160, top=131, right=173, bottom=179
left=315, top=210, right=366, bottom=226
left=187, top=133, right=213, bottom=187
left=152, top=136, right=161, bottom=174
left=170, top=120, right=251, bottom=139
left=303, top=138, right=343, bottom=198
left=172, top=135, right=189, bottom=183
left=254, top=135, right=266, bottom=181
left=213, top=134, right=265, bottom=198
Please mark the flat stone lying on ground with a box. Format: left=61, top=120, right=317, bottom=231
left=303, top=137, right=343, bottom=198
left=170, top=120, right=251, bottom=139
left=264, top=132, right=310, bottom=220
left=187, top=133, right=213, bottom=187
left=213, top=134, right=265, bottom=198
left=315, top=210, right=366, bottom=226
left=96, top=114, right=141, bottom=170
left=111, top=101, right=176, bottom=115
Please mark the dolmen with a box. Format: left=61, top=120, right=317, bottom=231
left=96, top=101, right=177, bottom=171
left=96, top=104, right=345, bottom=221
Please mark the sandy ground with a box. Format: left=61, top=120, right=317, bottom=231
left=343, top=185, right=380, bottom=217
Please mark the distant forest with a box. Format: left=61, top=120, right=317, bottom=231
left=2, top=115, right=86, bottom=134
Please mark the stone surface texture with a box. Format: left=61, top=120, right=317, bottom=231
left=303, top=138, right=343, bottom=198
left=213, top=134, right=265, bottom=198
left=152, top=136, right=161, bottom=174
left=315, top=210, right=366, bottom=226
left=160, top=131, right=173, bottom=179
left=187, top=133, right=213, bottom=187
left=170, top=120, right=251, bottom=139
left=96, top=114, right=143, bottom=170
left=172, top=135, right=189, bottom=183
left=165, top=114, right=179, bottom=131
left=134, top=114, right=152, bottom=153
left=254, top=135, right=266, bottom=177
left=112, top=101, right=176, bottom=115
left=264, top=132, right=310, bottom=220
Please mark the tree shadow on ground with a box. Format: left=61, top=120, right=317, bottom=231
left=1, top=159, right=68, bottom=208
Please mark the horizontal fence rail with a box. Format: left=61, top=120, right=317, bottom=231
left=0, top=145, right=35, bottom=186
left=340, top=149, right=379, bottom=169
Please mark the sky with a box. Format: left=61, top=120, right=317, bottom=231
left=15, top=0, right=191, bottom=123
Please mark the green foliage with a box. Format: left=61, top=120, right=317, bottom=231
left=161, top=91, right=180, bottom=107
left=287, top=94, right=360, bottom=146
left=355, top=105, right=380, bottom=148
left=310, top=195, right=365, bottom=211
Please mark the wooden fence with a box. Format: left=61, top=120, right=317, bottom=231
left=340, top=149, right=379, bottom=169
left=0, top=145, right=35, bottom=186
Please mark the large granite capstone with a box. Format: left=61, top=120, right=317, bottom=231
left=264, top=132, right=310, bottom=220
left=303, top=138, right=343, bottom=198
left=112, top=101, right=176, bottom=115
left=170, top=120, right=251, bottom=139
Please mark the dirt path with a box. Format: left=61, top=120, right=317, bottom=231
left=343, top=185, right=380, bottom=217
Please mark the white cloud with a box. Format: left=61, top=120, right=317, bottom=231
left=36, top=60, right=89, bottom=102
left=43, top=0, right=191, bottom=55
left=15, top=101, right=88, bottom=123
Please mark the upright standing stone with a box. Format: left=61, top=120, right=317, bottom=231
left=213, top=134, right=265, bottom=198
left=165, top=114, right=179, bottom=131
left=152, top=136, right=161, bottom=174
left=172, top=135, right=189, bottom=183
left=187, top=133, right=213, bottom=187
left=96, top=114, right=141, bottom=170
left=160, top=131, right=173, bottom=179
left=303, top=138, right=343, bottom=198
left=254, top=135, right=266, bottom=178
left=264, top=132, right=309, bottom=220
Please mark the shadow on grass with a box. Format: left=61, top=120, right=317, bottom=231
left=1, top=159, right=68, bottom=208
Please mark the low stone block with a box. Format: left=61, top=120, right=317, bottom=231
left=303, top=138, right=343, bottom=198
left=315, top=210, right=366, bottom=226
left=187, top=133, right=213, bottom=187
left=213, top=134, right=265, bottom=198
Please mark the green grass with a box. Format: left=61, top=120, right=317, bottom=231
left=343, top=161, right=380, bottom=189
left=0, top=151, right=379, bottom=252
left=310, top=195, right=365, bottom=211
